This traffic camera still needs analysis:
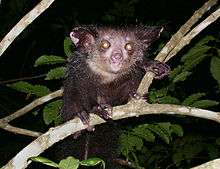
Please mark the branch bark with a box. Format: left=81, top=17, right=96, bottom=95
left=3, top=100, right=220, bottom=169
left=0, top=0, right=55, bottom=57
left=192, top=159, right=220, bottom=169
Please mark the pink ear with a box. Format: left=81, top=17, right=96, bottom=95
left=69, top=26, right=97, bottom=48
left=70, top=32, right=80, bottom=46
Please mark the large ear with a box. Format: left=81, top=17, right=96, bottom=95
left=69, top=26, right=97, bottom=49
left=135, top=26, right=163, bottom=48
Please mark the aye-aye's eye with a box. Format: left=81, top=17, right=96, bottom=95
left=100, top=40, right=111, bottom=49
left=125, top=43, right=133, bottom=51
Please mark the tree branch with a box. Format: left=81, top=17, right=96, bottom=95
left=0, top=90, right=62, bottom=137
left=3, top=100, right=220, bottom=169
left=0, top=74, right=46, bottom=85
left=0, top=0, right=55, bottom=57
left=0, top=0, right=219, bottom=168
left=2, top=124, right=42, bottom=137
left=137, top=3, right=220, bottom=95
left=192, top=159, right=220, bottom=169
left=165, top=7, right=220, bottom=62
left=156, top=0, right=218, bottom=62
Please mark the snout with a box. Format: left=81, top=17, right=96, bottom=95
left=110, top=53, right=123, bottom=64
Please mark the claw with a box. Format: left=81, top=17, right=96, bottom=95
left=91, top=104, right=113, bottom=120
left=144, top=61, right=170, bottom=79
left=129, top=92, right=142, bottom=100
left=77, top=111, right=90, bottom=125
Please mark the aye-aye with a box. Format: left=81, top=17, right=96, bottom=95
left=61, top=25, right=170, bottom=125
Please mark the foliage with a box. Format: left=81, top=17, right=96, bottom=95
left=43, top=100, right=63, bottom=125
left=30, top=156, right=105, bottom=169
left=121, top=34, right=220, bottom=168
left=148, top=35, right=220, bottom=109
left=119, top=122, right=183, bottom=167
left=3, top=33, right=220, bottom=169
left=7, top=81, right=50, bottom=97
left=210, top=56, right=220, bottom=87
left=0, top=0, right=220, bottom=168
left=119, top=123, right=220, bottom=168
left=34, top=55, right=66, bottom=67
left=45, top=67, right=67, bottom=80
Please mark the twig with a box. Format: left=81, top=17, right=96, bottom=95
left=156, top=0, right=218, bottom=62
left=165, top=7, right=220, bottom=62
left=3, top=100, right=220, bottom=169
left=0, top=74, right=46, bottom=85
left=0, top=0, right=55, bottom=57
left=0, top=89, right=63, bottom=123
left=2, top=124, right=42, bottom=137
left=0, top=89, right=62, bottom=137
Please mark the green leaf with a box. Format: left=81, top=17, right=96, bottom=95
left=206, top=144, right=219, bottom=159
left=183, top=48, right=210, bottom=71
left=132, top=126, right=155, bottom=142
left=148, top=88, right=169, bottom=103
left=216, top=138, right=220, bottom=146
left=30, top=156, right=59, bottom=168
left=173, top=71, right=192, bottom=83
left=45, top=67, right=66, bottom=80
left=80, top=158, right=105, bottom=168
left=181, top=46, right=210, bottom=64
left=34, top=55, right=66, bottom=67
left=8, top=81, right=33, bottom=94
left=158, top=122, right=171, bottom=132
left=148, top=124, right=170, bottom=144
left=217, top=49, right=220, bottom=57
left=183, top=144, right=203, bottom=160
left=157, top=96, right=180, bottom=104
left=181, top=35, right=213, bottom=63
left=8, top=81, right=50, bottom=97
left=31, top=85, right=51, bottom=97
left=168, top=65, right=183, bottom=80
left=191, top=100, right=219, bottom=109
left=171, top=124, right=183, bottom=137
left=120, top=133, right=143, bottom=157
left=154, top=88, right=168, bottom=98
left=172, top=152, right=184, bottom=165
left=182, top=93, right=206, bottom=106
left=210, top=56, right=220, bottom=86
left=64, top=37, right=73, bottom=57
left=59, top=157, right=80, bottom=169
left=43, top=100, right=62, bottom=125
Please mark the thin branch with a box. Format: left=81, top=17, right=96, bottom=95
left=0, top=89, right=63, bottom=123
left=165, top=7, right=220, bottom=62
left=0, top=90, right=62, bottom=137
left=0, top=74, right=46, bottom=85
left=3, top=100, right=220, bottom=169
left=156, top=0, right=218, bottom=62
left=137, top=4, right=220, bottom=95
left=3, top=124, right=42, bottom=137
left=0, top=0, right=55, bottom=57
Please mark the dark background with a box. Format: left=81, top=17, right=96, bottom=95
left=0, top=0, right=220, bottom=168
